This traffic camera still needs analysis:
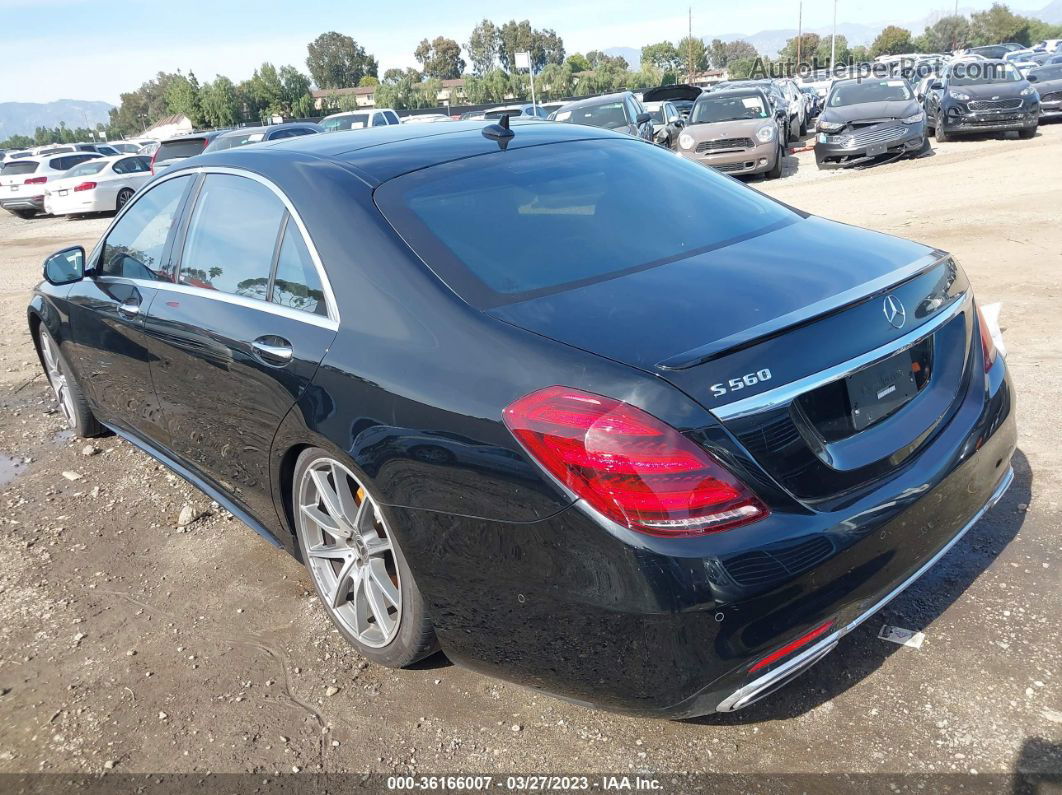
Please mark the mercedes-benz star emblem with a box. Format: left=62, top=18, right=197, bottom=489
left=883, top=295, right=906, bottom=329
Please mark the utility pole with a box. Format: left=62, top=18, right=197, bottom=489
left=830, top=0, right=838, bottom=72
left=688, top=6, right=693, bottom=84
left=797, top=0, right=803, bottom=72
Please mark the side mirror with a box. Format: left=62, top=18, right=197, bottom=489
left=930, top=81, right=944, bottom=90
left=636, top=112, right=652, bottom=126
left=43, top=246, right=85, bottom=286
left=674, top=118, right=685, bottom=128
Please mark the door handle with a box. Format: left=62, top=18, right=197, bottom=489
left=252, top=336, right=293, bottom=365
left=118, top=298, right=140, bottom=318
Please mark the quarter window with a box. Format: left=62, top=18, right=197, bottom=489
left=100, top=175, right=191, bottom=281
left=178, top=174, right=285, bottom=300
left=271, top=217, right=327, bottom=316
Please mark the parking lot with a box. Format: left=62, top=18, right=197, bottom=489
left=0, top=123, right=1060, bottom=783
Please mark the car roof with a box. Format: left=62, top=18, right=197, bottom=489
left=556, top=92, right=632, bottom=111
left=184, top=118, right=633, bottom=186
left=161, top=130, right=226, bottom=143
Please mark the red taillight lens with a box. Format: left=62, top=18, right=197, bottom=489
left=73, top=182, right=97, bottom=192
left=503, top=386, right=768, bottom=536
left=149, top=149, right=158, bottom=175
left=24, top=176, right=47, bottom=185
left=976, top=302, right=997, bottom=373
left=748, top=620, right=835, bottom=673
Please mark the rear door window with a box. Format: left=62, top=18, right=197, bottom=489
left=100, top=175, right=192, bottom=281
left=157, top=138, right=206, bottom=160
left=384, top=111, right=400, bottom=125
left=177, top=174, right=285, bottom=300
left=375, top=139, right=797, bottom=307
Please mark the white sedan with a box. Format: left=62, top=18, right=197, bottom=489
left=44, top=155, right=152, bottom=216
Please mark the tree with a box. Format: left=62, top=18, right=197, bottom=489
left=870, top=26, right=914, bottom=57
left=778, top=33, right=821, bottom=64
left=1027, top=19, right=1062, bottom=42
left=466, top=19, right=500, bottom=75
left=916, top=15, right=971, bottom=53
left=381, top=68, right=407, bottom=85
left=279, top=65, right=313, bottom=117
left=537, top=62, right=575, bottom=99
left=585, top=50, right=628, bottom=70
left=496, top=20, right=564, bottom=72
left=565, top=53, right=591, bottom=72
left=709, top=39, right=760, bottom=68
left=849, top=45, right=869, bottom=64
left=817, top=34, right=851, bottom=65
left=414, top=36, right=465, bottom=79
left=358, top=75, right=379, bottom=87
left=969, top=4, right=1031, bottom=46
left=305, top=32, right=378, bottom=89
left=165, top=71, right=204, bottom=126
left=642, top=41, right=680, bottom=71
left=727, top=57, right=758, bottom=79
left=199, top=76, right=240, bottom=127
left=536, top=29, right=565, bottom=68
left=107, top=72, right=184, bottom=137
left=676, top=36, right=708, bottom=77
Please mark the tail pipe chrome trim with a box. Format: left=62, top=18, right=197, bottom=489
left=716, top=465, right=1014, bottom=712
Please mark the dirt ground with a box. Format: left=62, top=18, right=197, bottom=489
left=0, top=124, right=1060, bottom=785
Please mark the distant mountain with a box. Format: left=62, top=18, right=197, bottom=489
left=0, top=100, right=114, bottom=140
left=1033, top=0, right=1062, bottom=23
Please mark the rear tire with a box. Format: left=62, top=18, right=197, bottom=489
left=12, top=209, right=36, bottom=219
left=35, top=325, right=103, bottom=438
left=292, top=448, right=438, bottom=668
left=116, top=188, right=134, bottom=211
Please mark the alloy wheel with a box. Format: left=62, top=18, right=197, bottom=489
left=117, top=189, right=133, bottom=211
left=39, top=333, right=75, bottom=427
left=296, top=458, right=402, bottom=648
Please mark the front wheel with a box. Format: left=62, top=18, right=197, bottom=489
left=935, top=113, right=950, bottom=142
left=293, top=450, right=438, bottom=668
left=36, top=325, right=102, bottom=437
left=766, top=145, right=784, bottom=179
left=1018, top=125, right=1037, bottom=139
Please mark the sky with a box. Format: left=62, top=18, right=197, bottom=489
left=0, top=0, right=1041, bottom=104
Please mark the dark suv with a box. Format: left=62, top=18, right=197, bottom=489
left=925, top=59, right=1039, bottom=140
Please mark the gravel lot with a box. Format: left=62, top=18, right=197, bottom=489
left=0, top=124, right=1060, bottom=785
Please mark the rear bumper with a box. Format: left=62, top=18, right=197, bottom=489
left=393, top=357, right=1017, bottom=718
left=1, top=195, right=45, bottom=212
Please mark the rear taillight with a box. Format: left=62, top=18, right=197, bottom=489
left=73, top=182, right=97, bottom=192
left=976, top=302, right=997, bottom=373
left=149, top=149, right=159, bottom=175
left=503, top=386, right=768, bottom=537
left=24, top=176, right=47, bottom=185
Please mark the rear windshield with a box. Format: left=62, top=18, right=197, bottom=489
left=66, top=161, right=107, bottom=178
left=157, top=139, right=207, bottom=160
left=323, top=114, right=369, bottom=131
left=830, top=80, right=912, bottom=106
left=208, top=132, right=264, bottom=151
left=691, top=94, right=768, bottom=123
left=484, top=108, right=522, bottom=119
left=554, top=102, right=628, bottom=130
left=1, top=161, right=39, bottom=175
left=375, top=139, right=797, bottom=307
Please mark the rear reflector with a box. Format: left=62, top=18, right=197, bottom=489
left=976, top=301, right=997, bottom=372
left=503, top=386, right=768, bottom=536
left=24, top=176, right=47, bottom=185
left=748, top=620, right=835, bottom=673
left=73, top=182, right=97, bottom=192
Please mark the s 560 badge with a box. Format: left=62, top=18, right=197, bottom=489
left=710, top=368, right=773, bottom=398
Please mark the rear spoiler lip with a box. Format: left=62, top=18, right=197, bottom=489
left=655, top=251, right=950, bottom=371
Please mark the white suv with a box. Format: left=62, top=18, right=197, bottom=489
left=0, top=152, right=102, bottom=218
left=320, top=108, right=401, bottom=132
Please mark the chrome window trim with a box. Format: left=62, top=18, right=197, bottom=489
left=89, top=165, right=340, bottom=325
left=95, top=275, right=338, bottom=331
left=711, top=288, right=971, bottom=422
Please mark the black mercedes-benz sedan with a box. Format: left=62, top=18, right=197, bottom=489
left=815, top=77, right=928, bottom=168
left=27, top=120, right=1016, bottom=717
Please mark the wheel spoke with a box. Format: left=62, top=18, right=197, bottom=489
left=364, top=574, right=394, bottom=634
left=310, top=468, right=345, bottom=523
left=368, top=558, right=399, bottom=607
left=331, top=462, right=360, bottom=525
left=364, top=534, right=391, bottom=556
left=354, top=496, right=376, bottom=536
left=331, top=556, right=360, bottom=609
left=300, top=503, right=348, bottom=539
left=305, top=543, right=342, bottom=559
